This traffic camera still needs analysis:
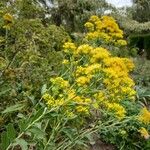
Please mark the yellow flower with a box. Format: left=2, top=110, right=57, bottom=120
left=43, top=93, right=66, bottom=107
left=95, top=21, right=103, bottom=30
left=139, top=107, right=150, bottom=124
left=3, top=13, right=13, bottom=30
left=42, top=93, right=52, bottom=101
left=139, top=127, right=150, bottom=139
left=103, top=68, right=118, bottom=78
left=3, top=13, right=13, bottom=22
left=75, top=66, right=86, bottom=77
left=84, top=15, right=125, bottom=45
left=65, top=111, right=76, bottom=119
left=84, top=98, right=92, bottom=104
left=94, top=91, right=106, bottom=104
left=74, top=96, right=84, bottom=103
left=63, top=42, right=76, bottom=53
left=106, top=103, right=126, bottom=119
left=89, top=15, right=99, bottom=22
left=85, top=64, right=101, bottom=74
left=84, top=22, right=94, bottom=31
left=90, top=47, right=110, bottom=63
left=116, top=40, right=127, bottom=46
left=73, top=96, right=91, bottom=105
left=111, top=33, right=123, bottom=39
left=76, top=106, right=89, bottom=114
left=76, top=76, right=91, bottom=86
left=43, top=20, right=136, bottom=121
left=50, top=77, right=70, bottom=89
left=62, top=59, right=69, bottom=64
left=68, top=89, right=76, bottom=99
left=122, top=58, right=135, bottom=71
left=42, top=93, right=55, bottom=107
left=85, top=32, right=99, bottom=40
left=77, top=44, right=93, bottom=54
left=55, top=98, right=65, bottom=107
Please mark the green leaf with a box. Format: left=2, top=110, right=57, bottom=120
left=0, top=88, right=11, bottom=96
left=0, top=131, right=9, bottom=150
left=61, top=128, right=74, bottom=141
left=41, top=84, right=47, bottom=95
left=18, top=119, right=26, bottom=132
left=2, top=103, right=25, bottom=114
left=7, top=123, right=16, bottom=142
left=29, top=107, right=46, bottom=124
left=27, top=95, right=36, bottom=105
left=0, top=123, right=17, bottom=150
left=29, top=126, right=46, bottom=139
left=14, top=139, right=28, bottom=150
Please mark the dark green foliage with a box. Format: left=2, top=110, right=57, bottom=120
left=0, top=4, right=71, bottom=149
left=38, top=0, right=112, bottom=32
left=132, top=0, right=150, bottom=23
left=0, top=4, right=70, bottom=112
left=129, top=34, right=150, bottom=59
left=99, top=99, right=150, bottom=150
left=132, top=57, right=150, bottom=113
left=144, top=35, right=150, bottom=59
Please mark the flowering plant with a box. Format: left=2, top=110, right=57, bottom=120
left=1, top=15, right=150, bottom=150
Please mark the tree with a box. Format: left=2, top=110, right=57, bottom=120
left=37, top=0, right=112, bottom=32
left=132, top=0, right=150, bottom=22
left=1, top=0, right=113, bottom=32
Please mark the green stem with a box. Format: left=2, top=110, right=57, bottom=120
left=5, top=28, right=8, bottom=60
left=44, top=121, right=61, bottom=150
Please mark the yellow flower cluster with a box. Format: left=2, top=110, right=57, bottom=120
left=62, top=41, right=136, bottom=119
left=106, top=103, right=126, bottom=119
left=75, top=63, right=102, bottom=87
left=139, top=107, right=150, bottom=124
left=50, top=77, right=70, bottom=89
left=62, top=59, right=69, bottom=64
left=3, top=13, right=13, bottom=30
left=90, top=47, right=110, bottom=63
left=43, top=93, right=65, bottom=107
left=77, top=44, right=93, bottom=55
left=102, top=57, right=135, bottom=102
left=63, top=42, right=76, bottom=54
left=43, top=77, right=93, bottom=115
left=76, top=76, right=91, bottom=86
left=84, top=22, right=94, bottom=31
left=43, top=15, right=136, bottom=120
left=75, top=63, right=101, bottom=77
left=139, top=127, right=150, bottom=139
left=84, top=15, right=127, bottom=46
left=3, top=13, right=13, bottom=22
left=116, top=39, right=127, bottom=46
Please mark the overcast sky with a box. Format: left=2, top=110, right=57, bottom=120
left=106, top=0, right=133, bottom=7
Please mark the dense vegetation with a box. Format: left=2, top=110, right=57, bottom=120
left=0, top=0, right=150, bottom=150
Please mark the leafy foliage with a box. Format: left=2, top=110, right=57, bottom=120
left=37, top=0, right=112, bottom=32
left=0, top=8, right=70, bottom=111
left=0, top=1, right=150, bottom=150
left=132, top=0, right=150, bottom=23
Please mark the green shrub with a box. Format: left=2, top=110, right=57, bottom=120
left=129, top=34, right=150, bottom=59
left=0, top=14, right=70, bottom=111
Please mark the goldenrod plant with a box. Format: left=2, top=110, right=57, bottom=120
left=1, top=14, right=150, bottom=150
left=84, top=15, right=127, bottom=46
